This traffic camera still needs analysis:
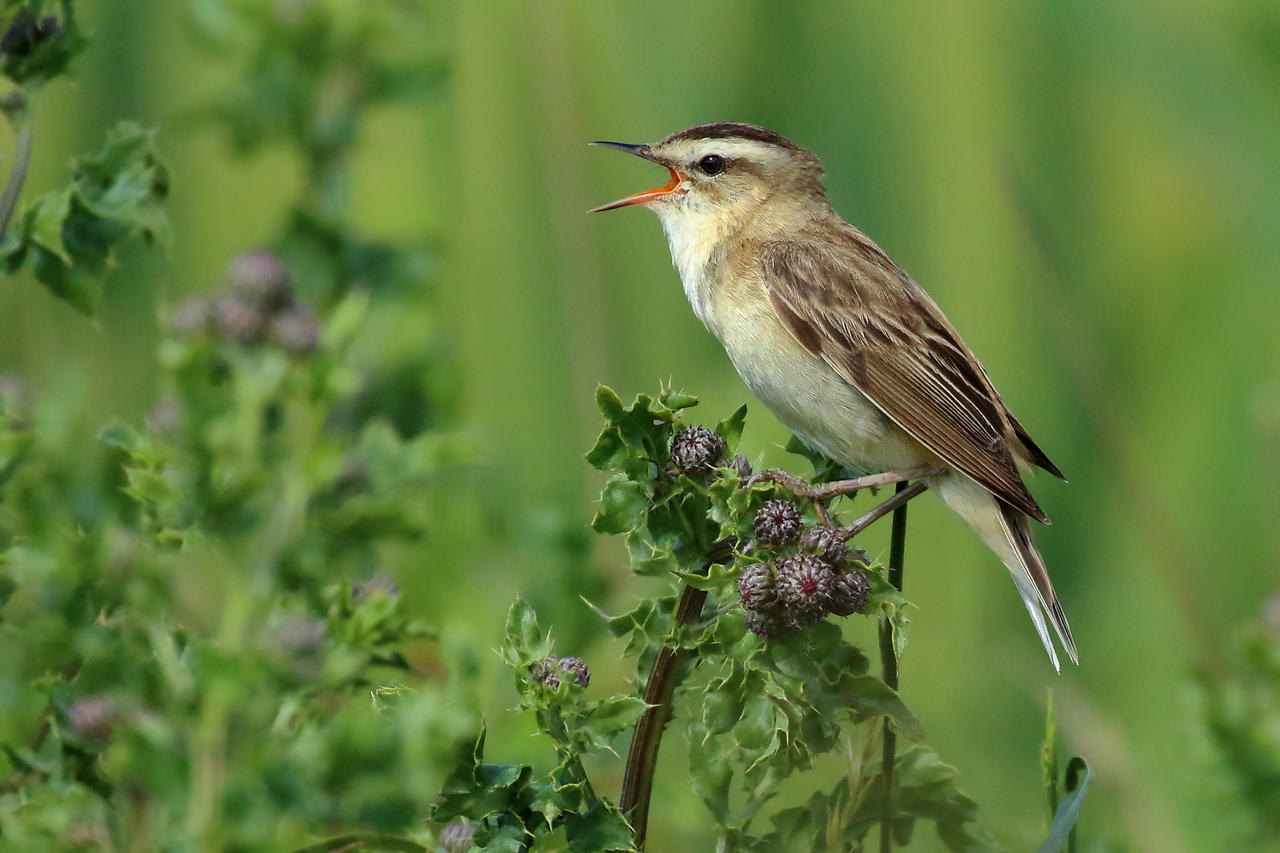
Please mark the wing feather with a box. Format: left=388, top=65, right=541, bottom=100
left=762, top=232, right=1051, bottom=522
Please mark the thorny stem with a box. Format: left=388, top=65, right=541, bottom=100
left=878, top=481, right=911, bottom=853
left=0, top=118, right=34, bottom=242
left=540, top=706, right=597, bottom=803
left=620, top=538, right=733, bottom=850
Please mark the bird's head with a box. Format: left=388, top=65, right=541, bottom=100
left=590, top=122, right=824, bottom=237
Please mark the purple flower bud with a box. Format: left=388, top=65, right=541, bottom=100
left=775, top=553, right=835, bottom=616
left=800, top=524, right=849, bottom=564
left=670, top=425, right=726, bottom=471
left=437, top=820, right=475, bottom=852
left=530, top=657, right=561, bottom=690
left=216, top=297, right=265, bottom=343
left=556, top=656, right=590, bottom=687
left=168, top=296, right=216, bottom=336
left=753, top=499, right=800, bottom=545
left=726, top=454, right=752, bottom=480
left=271, top=305, right=320, bottom=355
left=736, top=562, right=777, bottom=612
left=745, top=608, right=786, bottom=639
left=69, top=695, right=120, bottom=741
left=227, top=249, right=293, bottom=310
left=828, top=569, right=870, bottom=617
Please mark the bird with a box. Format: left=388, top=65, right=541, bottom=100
left=590, top=122, right=1077, bottom=671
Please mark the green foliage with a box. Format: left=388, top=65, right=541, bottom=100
left=425, top=600, right=640, bottom=852
left=188, top=0, right=446, bottom=305
left=1039, top=693, right=1093, bottom=853
left=586, top=386, right=993, bottom=851
left=0, top=2, right=168, bottom=315
left=0, top=3, right=464, bottom=848
left=0, top=1, right=85, bottom=86
left=1198, top=600, right=1280, bottom=843
left=1, top=121, right=169, bottom=314
left=0, top=302, right=469, bottom=847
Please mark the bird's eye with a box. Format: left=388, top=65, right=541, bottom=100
left=697, top=154, right=725, bottom=176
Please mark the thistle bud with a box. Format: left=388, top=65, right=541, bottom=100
left=272, top=305, right=320, bottom=355
left=753, top=499, right=800, bottom=545
left=556, top=656, right=590, bottom=687
left=68, top=695, right=120, bottom=742
left=744, top=608, right=787, bottom=639
left=775, top=553, right=835, bottom=616
left=736, top=562, right=777, bottom=612
left=437, top=820, right=475, bottom=852
left=800, top=524, right=848, bottom=564
left=828, top=569, right=870, bottom=617
left=670, top=425, right=727, bottom=471
left=227, top=248, right=293, bottom=310
left=216, top=297, right=265, bottom=343
left=168, top=296, right=216, bottom=336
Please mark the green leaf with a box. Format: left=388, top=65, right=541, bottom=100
left=70, top=122, right=170, bottom=246
left=1037, top=757, right=1092, bottom=853
left=689, top=722, right=733, bottom=823
left=714, top=404, right=748, bottom=452
left=582, top=696, right=648, bottom=740
left=592, top=475, right=648, bottom=535
left=24, top=189, right=70, bottom=261
left=843, top=675, right=924, bottom=740
left=502, top=598, right=550, bottom=667
left=563, top=801, right=636, bottom=853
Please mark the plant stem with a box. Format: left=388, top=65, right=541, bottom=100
left=878, top=481, right=910, bottom=853
left=0, top=118, right=34, bottom=242
left=540, top=706, right=597, bottom=803
left=620, top=570, right=716, bottom=850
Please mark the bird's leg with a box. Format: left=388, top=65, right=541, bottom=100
left=748, top=464, right=945, bottom=502
left=845, top=480, right=929, bottom=539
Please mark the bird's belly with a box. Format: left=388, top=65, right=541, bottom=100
left=714, top=317, right=932, bottom=475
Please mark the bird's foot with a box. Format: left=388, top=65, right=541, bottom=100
left=748, top=464, right=943, bottom=533
left=747, top=464, right=944, bottom=502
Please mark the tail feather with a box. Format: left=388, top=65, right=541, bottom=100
left=997, top=502, right=1078, bottom=665
left=930, top=475, right=1078, bottom=670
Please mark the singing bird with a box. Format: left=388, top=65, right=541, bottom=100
left=591, top=122, right=1077, bottom=670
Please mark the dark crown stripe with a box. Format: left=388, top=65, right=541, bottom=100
left=663, top=122, right=800, bottom=151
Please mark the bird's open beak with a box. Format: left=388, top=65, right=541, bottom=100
left=588, top=141, right=683, bottom=212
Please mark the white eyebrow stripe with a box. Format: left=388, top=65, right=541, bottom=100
left=692, top=139, right=789, bottom=164
left=663, top=138, right=790, bottom=167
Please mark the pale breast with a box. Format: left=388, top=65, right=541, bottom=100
left=705, top=272, right=933, bottom=475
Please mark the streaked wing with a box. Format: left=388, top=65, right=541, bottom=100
left=761, top=232, right=1050, bottom=522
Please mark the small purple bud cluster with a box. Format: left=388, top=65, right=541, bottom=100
left=737, top=501, right=872, bottom=638
left=168, top=249, right=319, bottom=355
left=436, top=820, right=475, bottom=852
left=529, top=655, right=590, bottom=690
left=68, top=695, right=121, bottom=742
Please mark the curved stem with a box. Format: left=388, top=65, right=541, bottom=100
left=878, top=481, right=910, bottom=853
left=619, top=583, right=707, bottom=849
left=0, top=118, right=33, bottom=241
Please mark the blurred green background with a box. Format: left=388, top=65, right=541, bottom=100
left=3, top=1, right=1279, bottom=849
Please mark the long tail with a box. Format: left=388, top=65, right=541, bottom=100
left=930, top=475, right=1078, bottom=672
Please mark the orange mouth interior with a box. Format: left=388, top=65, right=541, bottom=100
left=591, top=166, right=682, bottom=212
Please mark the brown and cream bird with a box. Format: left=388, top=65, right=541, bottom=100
left=591, top=122, right=1077, bottom=670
